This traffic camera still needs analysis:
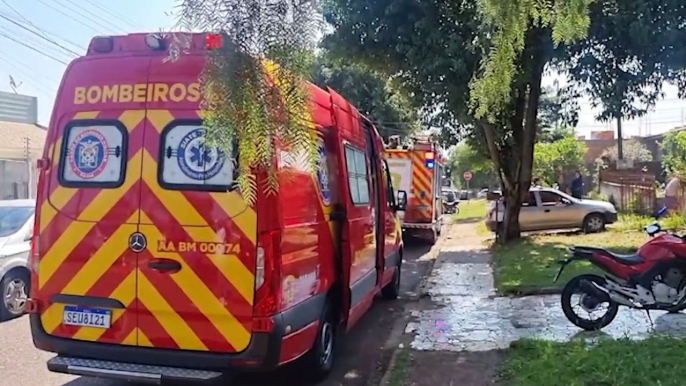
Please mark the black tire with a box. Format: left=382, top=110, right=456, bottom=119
left=561, top=274, right=618, bottom=331
left=0, top=269, right=30, bottom=322
left=299, top=302, right=336, bottom=382
left=583, top=213, right=606, bottom=233
left=425, top=229, right=438, bottom=245
left=381, top=255, right=402, bottom=300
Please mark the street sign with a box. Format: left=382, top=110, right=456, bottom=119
left=463, top=171, right=473, bottom=181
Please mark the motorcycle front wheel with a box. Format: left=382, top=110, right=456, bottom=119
left=561, top=274, right=619, bottom=331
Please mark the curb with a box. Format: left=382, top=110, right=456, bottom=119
left=377, top=348, right=403, bottom=386
left=498, top=286, right=562, bottom=297
left=376, top=225, right=449, bottom=385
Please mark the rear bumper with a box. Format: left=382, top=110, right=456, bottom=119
left=30, top=293, right=326, bottom=374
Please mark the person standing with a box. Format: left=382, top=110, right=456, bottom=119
left=664, top=174, right=681, bottom=212
left=557, top=172, right=569, bottom=194
left=571, top=170, right=584, bottom=199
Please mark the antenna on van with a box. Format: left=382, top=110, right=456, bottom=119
left=9, top=75, right=22, bottom=93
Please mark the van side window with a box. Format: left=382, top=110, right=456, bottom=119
left=382, top=160, right=396, bottom=206
left=344, top=145, right=370, bottom=205
left=159, top=123, right=235, bottom=190
left=59, top=121, right=127, bottom=188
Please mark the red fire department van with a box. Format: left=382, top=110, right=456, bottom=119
left=385, top=134, right=445, bottom=244
left=27, top=33, right=406, bottom=384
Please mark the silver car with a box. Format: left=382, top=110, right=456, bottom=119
left=0, top=199, right=35, bottom=321
left=486, top=187, right=617, bottom=233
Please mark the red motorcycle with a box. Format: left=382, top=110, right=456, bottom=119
left=556, top=206, right=686, bottom=330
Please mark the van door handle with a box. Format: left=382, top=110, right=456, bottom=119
left=544, top=209, right=551, bottom=213
left=148, top=258, right=182, bottom=273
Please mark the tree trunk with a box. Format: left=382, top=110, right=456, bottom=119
left=501, top=185, right=523, bottom=241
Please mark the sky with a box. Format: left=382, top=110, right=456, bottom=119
left=1, top=0, right=685, bottom=139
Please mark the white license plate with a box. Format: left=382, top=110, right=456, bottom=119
left=63, top=306, right=111, bottom=329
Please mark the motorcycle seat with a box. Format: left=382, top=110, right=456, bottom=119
left=575, top=246, right=645, bottom=265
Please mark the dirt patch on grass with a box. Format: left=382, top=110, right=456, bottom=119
left=384, top=350, right=505, bottom=386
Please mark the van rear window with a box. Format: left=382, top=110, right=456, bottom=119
left=59, top=121, right=127, bottom=188
left=159, top=122, right=234, bottom=190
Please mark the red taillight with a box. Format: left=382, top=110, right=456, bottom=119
left=206, top=34, right=223, bottom=50
left=253, top=230, right=281, bottom=321
left=29, top=219, right=40, bottom=292
left=90, top=37, right=114, bottom=53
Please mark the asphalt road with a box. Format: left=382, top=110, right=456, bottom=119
left=0, top=241, right=436, bottom=386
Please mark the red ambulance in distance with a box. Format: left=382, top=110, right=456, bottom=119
left=27, top=32, right=406, bottom=384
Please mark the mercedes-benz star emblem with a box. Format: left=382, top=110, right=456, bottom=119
left=128, top=232, right=147, bottom=253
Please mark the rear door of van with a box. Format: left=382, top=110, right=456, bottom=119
left=135, top=50, right=256, bottom=353
left=37, top=54, right=151, bottom=346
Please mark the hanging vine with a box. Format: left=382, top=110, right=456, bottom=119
left=173, top=0, right=322, bottom=204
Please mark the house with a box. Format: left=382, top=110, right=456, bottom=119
left=0, top=91, right=47, bottom=199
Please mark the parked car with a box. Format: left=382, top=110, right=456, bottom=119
left=459, top=190, right=469, bottom=200
left=477, top=188, right=489, bottom=199
left=0, top=199, right=35, bottom=320
left=485, top=187, right=617, bottom=233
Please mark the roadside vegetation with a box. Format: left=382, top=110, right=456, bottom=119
left=453, top=199, right=487, bottom=223
left=502, top=337, right=686, bottom=386
left=492, top=212, right=686, bottom=295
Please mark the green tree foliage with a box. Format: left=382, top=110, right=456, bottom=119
left=533, top=136, right=587, bottom=185
left=311, top=56, right=421, bottom=139
left=174, top=0, right=322, bottom=203
left=601, top=139, right=653, bottom=162
left=537, top=85, right=578, bottom=143
left=449, top=143, right=500, bottom=189
left=324, top=0, right=592, bottom=241
left=557, top=0, right=686, bottom=124
left=661, top=131, right=686, bottom=178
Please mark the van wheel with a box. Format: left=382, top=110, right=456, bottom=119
left=583, top=213, right=605, bottom=233
left=300, top=302, right=336, bottom=382
left=0, top=269, right=30, bottom=321
left=426, top=229, right=437, bottom=245
left=381, top=256, right=402, bottom=300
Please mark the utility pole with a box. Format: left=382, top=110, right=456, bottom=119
left=25, top=137, right=32, bottom=198
left=616, top=116, right=623, bottom=160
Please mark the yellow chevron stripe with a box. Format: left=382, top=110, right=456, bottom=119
left=210, top=191, right=257, bottom=244
left=118, top=110, right=146, bottom=132
left=146, top=110, right=175, bottom=132
left=138, top=329, right=152, bottom=346
left=138, top=273, right=207, bottom=351
left=40, top=271, right=136, bottom=337
left=140, top=151, right=255, bottom=304
left=41, top=216, right=137, bottom=334
left=74, top=111, right=100, bottom=119
left=38, top=151, right=142, bottom=288
left=139, top=223, right=251, bottom=351
left=122, top=328, right=137, bottom=346
left=71, top=272, right=136, bottom=341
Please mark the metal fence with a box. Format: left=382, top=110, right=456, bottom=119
left=0, top=158, right=38, bottom=199
left=599, top=171, right=657, bottom=215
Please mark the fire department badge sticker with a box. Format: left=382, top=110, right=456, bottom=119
left=68, top=129, right=109, bottom=179
left=316, top=142, right=331, bottom=206
left=177, top=128, right=225, bottom=181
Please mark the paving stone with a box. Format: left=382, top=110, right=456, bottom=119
left=408, top=223, right=686, bottom=352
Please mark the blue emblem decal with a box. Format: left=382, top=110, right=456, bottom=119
left=317, top=141, right=331, bottom=206
left=177, top=128, right=225, bottom=181
left=68, top=130, right=109, bottom=179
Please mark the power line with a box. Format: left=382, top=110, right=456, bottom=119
left=0, top=31, right=68, bottom=65
left=34, top=0, right=108, bottom=36
left=56, top=0, right=128, bottom=35
left=84, top=0, right=142, bottom=31
left=0, top=13, right=80, bottom=56
left=0, top=24, right=74, bottom=62
left=0, top=54, right=56, bottom=95
left=0, top=2, right=86, bottom=50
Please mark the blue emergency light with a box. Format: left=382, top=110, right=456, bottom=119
left=425, top=152, right=435, bottom=169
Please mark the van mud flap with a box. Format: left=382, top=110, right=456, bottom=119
left=47, top=356, right=223, bottom=384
